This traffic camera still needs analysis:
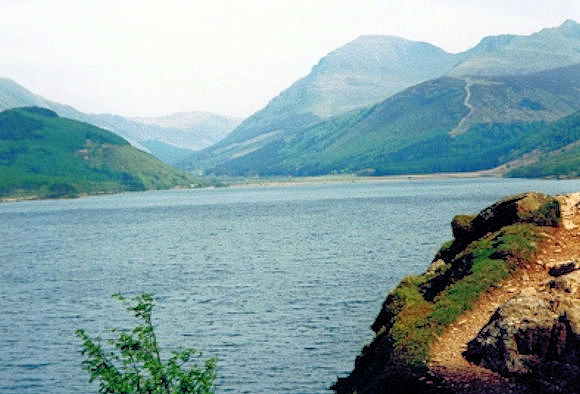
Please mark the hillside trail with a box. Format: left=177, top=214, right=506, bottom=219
left=449, top=78, right=474, bottom=136
left=427, top=193, right=580, bottom=393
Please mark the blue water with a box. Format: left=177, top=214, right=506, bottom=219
left=1, top=178, right=580, bottom=393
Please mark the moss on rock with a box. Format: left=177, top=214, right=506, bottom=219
left=333, top=192, right=559, bottom=394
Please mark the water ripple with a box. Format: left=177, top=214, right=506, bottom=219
left=2, top=179, right=580, bottom=392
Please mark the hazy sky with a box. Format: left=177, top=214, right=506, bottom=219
left=0, top=0, right=578, bottom=118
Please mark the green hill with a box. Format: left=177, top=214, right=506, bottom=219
left=506, top=110, right=580, bottom=178
left=181, top=20, right=580, bottom=177
left=0, top=107, right=197, bottom=200
left=0, top=79, right=240, bottom=163
left=188, top=63, right=580, bottom=177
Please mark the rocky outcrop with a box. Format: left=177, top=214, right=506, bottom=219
left=436, top=192, right=559, bottom=265
left=451, top=192, right=559, bottom=244
left=464, top=269, right=580, bottom=393
left=333, top=192, right=580, bottom=394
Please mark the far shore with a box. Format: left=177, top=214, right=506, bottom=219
left=223, top=170, right=501, bottom=188
left=6, top=168, right=572, bottom=203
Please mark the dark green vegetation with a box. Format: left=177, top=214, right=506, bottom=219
left=510, top=144, right=580, bottom=178
left=188, top=64, right=580, bottom=177
left=0, top=107, right=197, bottom=200
left=182, top=21, right=580, bottom=178
left=76, top=294, right=216, bottom=393
left=506, top=110, right=580, bottom=178
left=0, top=79, right=239, bottom=164
left=333, top=192, right=560, bottom=393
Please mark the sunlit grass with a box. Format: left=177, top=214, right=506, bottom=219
left=376, top=223, right=540, bottom=367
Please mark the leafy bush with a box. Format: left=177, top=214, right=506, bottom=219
left=76, top=293, right=216, bottom=393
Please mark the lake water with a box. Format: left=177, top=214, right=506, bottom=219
left=2, top=178, right=580, bottom=393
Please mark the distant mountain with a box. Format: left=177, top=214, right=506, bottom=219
left=0, top=107, right=197, bottom=200
left=133, top=111, right=241, bottom=153
left=0, top=79, right=239, bottom=163
left=183, top=20, right=580, bottom=177
left=138, top=140, right=199, bottom=167
left=214, top=36, right=457, bottom=147
left=277, top=35, right=459, bottom=119
left=186, top=63, right=580, bottom=176
left=450, top=19, right=580, bottom=77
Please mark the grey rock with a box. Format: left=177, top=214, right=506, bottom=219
left=464, top=276, right=580, bottom=392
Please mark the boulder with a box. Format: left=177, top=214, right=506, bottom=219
left=463, top=272, right=580, bottom=392
left=555, top=193, right=580, bottom=230
left=451, top=214, right=476, bottom=242
left=446, top=192, right=559, bottom=259
left=468, top=192, right=559, bottom=240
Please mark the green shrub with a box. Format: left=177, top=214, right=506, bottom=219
left=76, top=293, right=216, bottom=393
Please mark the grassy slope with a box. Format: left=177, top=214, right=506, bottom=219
left=506, top=110, right=580, bottom=178
left=0, top=107, right=196, bottom=199
left=384, top=223, right=540, bottom=366
left=199, top=64, right=580, bottom=177
left=205, top=77, right=468, bottom=176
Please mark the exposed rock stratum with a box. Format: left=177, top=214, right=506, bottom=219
left=334, top=192, right=580, bottom=394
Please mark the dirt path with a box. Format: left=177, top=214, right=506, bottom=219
left=428, top=194, right=580, bottom=392
left=449, top=78, right=474, bottom=136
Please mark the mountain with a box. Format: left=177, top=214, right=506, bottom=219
left=0, top=79, right=239, bottom=163
left=187, top=63, right=580, bottom=176
left=214, top=36, right=458, bottom=147
left=184, top=20, right=580, bottom=177
left=0, top=107, right=197, bottom=200
left=133, top=111, right=241, bottom=154
left=450, top=19, right=580, bottom=77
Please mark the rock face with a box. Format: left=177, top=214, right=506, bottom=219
left=438, top=192, right=559, bottom=265
left=452, top=192, right=559, bottom=245
left=333, top=192, right=579, bottom=394
left=556, top=193, right=580, bottom=230
left=464, top=269, right=580, bottom=392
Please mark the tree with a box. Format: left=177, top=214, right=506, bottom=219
left=76, top=293, right=217, bottom=393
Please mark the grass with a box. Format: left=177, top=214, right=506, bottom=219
left=0, top=107, right=199, bottom=200
left=380, top=223, right=540, bottom=367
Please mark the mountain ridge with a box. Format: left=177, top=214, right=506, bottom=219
left=185, top=62, right=580, bottom=177
left=184, top=19, right=580, bottom=177
left=0, top=79, right=239, bottom=163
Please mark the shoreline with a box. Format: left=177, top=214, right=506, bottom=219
left=223, top=170, right=501, bottom=189
left=3, top=169, right=571, bottom=203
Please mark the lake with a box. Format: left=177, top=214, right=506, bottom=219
left=2, top=178, right=580, bottom=393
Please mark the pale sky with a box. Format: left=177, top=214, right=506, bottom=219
left=0, top=0, right=578, bottom=118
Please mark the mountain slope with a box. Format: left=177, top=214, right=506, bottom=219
left=505, top=110, right=580, bottom=178
left=279, top=35, right=459, bottom=119
left=187, top=63, right=580, bottom=176
left=0, top=107, right=196, bottom=200
left=212, top=36, right=457, bottom=147
left=450, top=19, right=580, bottom=77
left=0, top=79, right=239, bottom=162
left=133, top=111, right=242, bottom=162
left=184, top=20, right=580, bottom=176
